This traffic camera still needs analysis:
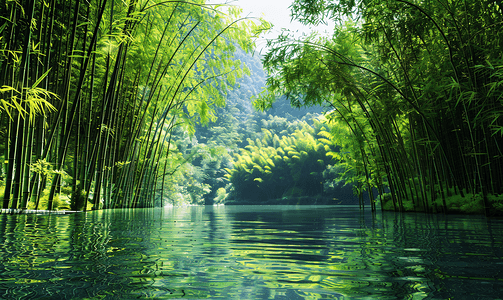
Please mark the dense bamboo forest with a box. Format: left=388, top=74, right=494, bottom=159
left=1, top=0, right=502, bottom=216
left=3, top=2, right=503, bottom=299
left=0, top=0, right=266, bottom=211
left=255, top=0, right=503, bottom=215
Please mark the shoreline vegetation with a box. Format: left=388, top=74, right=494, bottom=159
left=0, top=209, right=81, bottom=215
left=3, top=192, right=502, bottom=216
left=379, top=192, right=503, bottom=215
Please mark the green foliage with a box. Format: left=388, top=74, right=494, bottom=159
left=27, top=189, right=70, bottom=211
left=380, top=189, right=503, bottom=215
left=488, top=194, right=503, bottom=213
left=256, top=0, right=503, bottom=214
left=439, top=193, right=485, bottom=214
left=30, top=159, right=52, bottom=177
left=0, top=70, right=58, bottom=122
left=214, top=187, right=227, bottom=204
left=0, top=183, right=7, bottom=206
left=226, top=117, right=339, bottom=203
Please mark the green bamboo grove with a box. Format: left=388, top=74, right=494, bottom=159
left=256, top=0, right=503, bottom=215
left=225, top=119, right=333, bottom=202
left=224, top=116, right=367, bottom=205
left=0, top=0, right=266, bottom=210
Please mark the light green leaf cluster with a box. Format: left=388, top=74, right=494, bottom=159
left=225, top=117, right=340, bottom=203
left=0, top=69, right=58, bottom=122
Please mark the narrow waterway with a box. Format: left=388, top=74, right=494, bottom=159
left=1, top=205, right=502, bottom=299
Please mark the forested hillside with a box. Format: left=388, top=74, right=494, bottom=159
left=166, top=48, right=365, bottom=206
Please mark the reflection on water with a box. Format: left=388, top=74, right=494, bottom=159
left=0, top=206, right=502, bottom=299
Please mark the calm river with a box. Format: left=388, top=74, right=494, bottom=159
left=1, top=205, right=502, bottom=299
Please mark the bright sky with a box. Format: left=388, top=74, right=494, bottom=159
left=205, top=0, right=334, bottom=53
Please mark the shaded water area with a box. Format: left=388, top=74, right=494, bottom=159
left=1, top=205, right=502, bottom=299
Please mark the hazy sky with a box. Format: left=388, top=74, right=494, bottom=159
left=205, top=0, right=333, bottom=53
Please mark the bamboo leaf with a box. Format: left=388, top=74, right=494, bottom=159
left=31, top=68, right=52, bottom=89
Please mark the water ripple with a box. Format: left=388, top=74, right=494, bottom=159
left=1, top=206, right=502, bottom=299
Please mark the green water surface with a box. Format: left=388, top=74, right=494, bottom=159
left=1, top=205, right=502, bottom=299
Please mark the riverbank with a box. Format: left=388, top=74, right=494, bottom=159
left=379, top=192, right=503, bottom=216
left=225, top=195, right=344, bottom=205
left=0, top=209, right=82, bottom=215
